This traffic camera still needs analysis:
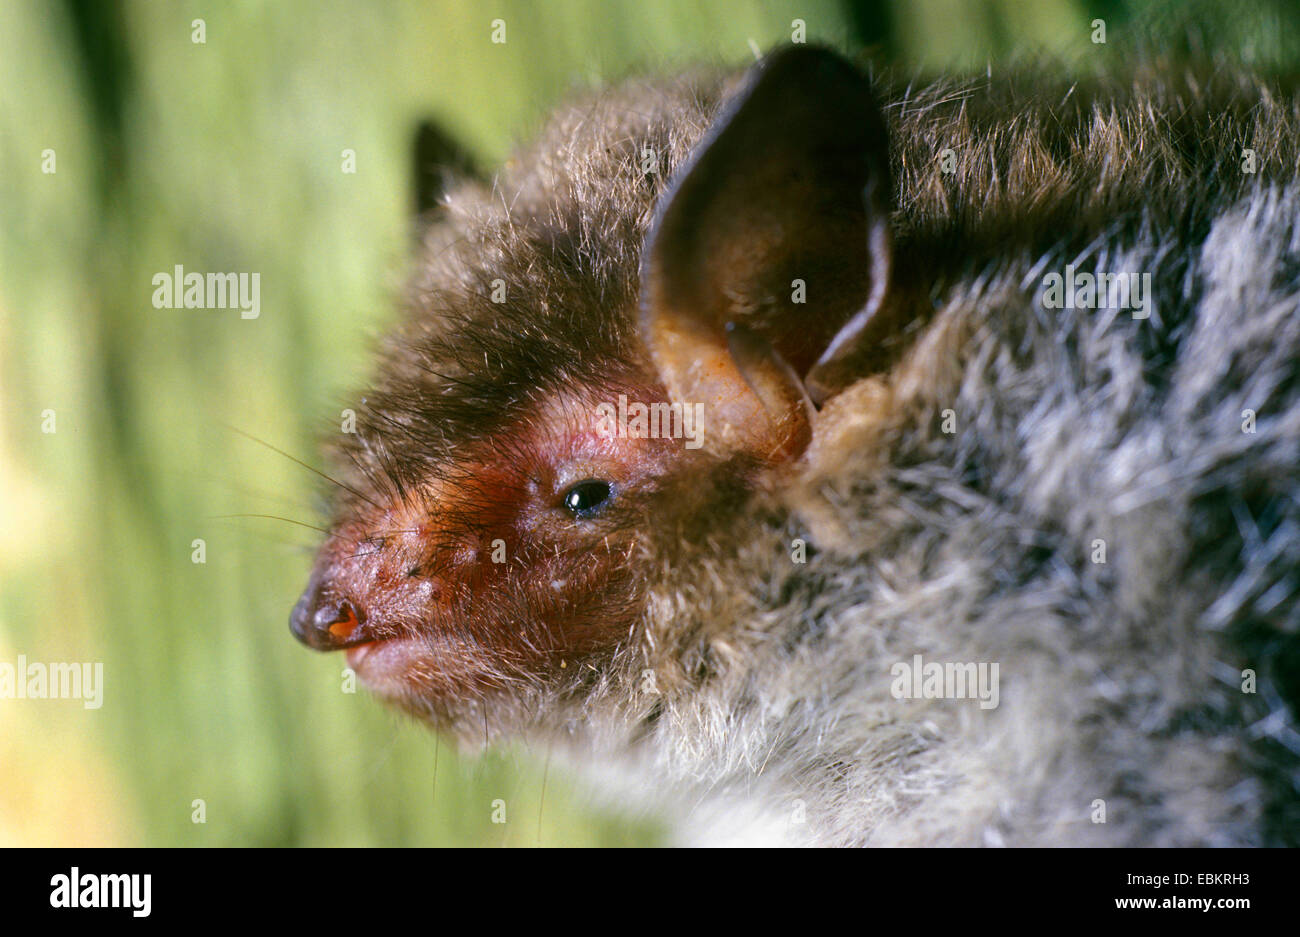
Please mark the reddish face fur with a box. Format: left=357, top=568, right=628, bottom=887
left=291, top=372, right=693, bottom=715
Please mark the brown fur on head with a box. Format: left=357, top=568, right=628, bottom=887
left=290, top=49, right=878, bottom=736
left=291, top=46, right=1300, bottom=843
left=290, top=63, right=728, bottom=733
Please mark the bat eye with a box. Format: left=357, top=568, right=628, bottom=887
left=562, top=480, right=613, bottom=518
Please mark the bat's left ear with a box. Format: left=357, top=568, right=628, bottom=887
left=639, top=44, right=893, bottom=464
left=411, top=118, right=480, bottom=241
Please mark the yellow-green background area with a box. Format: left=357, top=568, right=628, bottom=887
left=1, top=0, right=1296, bottom=847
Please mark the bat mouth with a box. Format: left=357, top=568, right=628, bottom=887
left=345, top=640, right=380, bottom=669
left=345, top=636, right=420, bottom=677
left=340, top=632, right=509, bottom=720
left=343, top=636, right=432, bottom=697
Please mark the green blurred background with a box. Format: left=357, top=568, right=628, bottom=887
left=1, top=0, right=1297, bottom=847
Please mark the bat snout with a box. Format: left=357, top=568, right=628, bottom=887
left=290, top=575, right=370, bottom=651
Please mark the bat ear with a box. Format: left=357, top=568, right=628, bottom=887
left=639, top=44, right=893, bottom=463
left=411, top=118, right=480, bottom=241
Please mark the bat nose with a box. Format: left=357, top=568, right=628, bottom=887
left=290, top=578, right=369, bottom=651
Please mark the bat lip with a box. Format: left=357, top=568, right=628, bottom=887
left=343, top=635, right=437, bottom=699
left=345, top=640, right=381, bottom=670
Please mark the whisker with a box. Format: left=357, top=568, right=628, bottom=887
left=211, top=513, right=330, bottom=534
left=431, top=732, right=440, bottom=816
left=537, top=744, right=551, bottom=847
left=186, top=473, right=320, bottom=513
left=241, top=538, right=319, bottom=554
left=220, top=422, right=383, bottom=511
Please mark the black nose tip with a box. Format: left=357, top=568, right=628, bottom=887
left=290, top=579, right=368, bottom=651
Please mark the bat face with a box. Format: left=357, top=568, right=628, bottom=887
left=290, top=374, right=699, bottom=727
left=288, top=46, right=889, bottom=738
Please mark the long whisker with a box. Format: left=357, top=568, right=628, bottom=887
left=211, top=513, right=330, bottom=534
left=182, top=471, right=319, bottom=512
left=220, top=422, right=383, bottom=511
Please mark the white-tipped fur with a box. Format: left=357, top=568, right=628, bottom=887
left=372, top=60, right=1300, bottom=845
left=565, top=185, right=1300, bottom=846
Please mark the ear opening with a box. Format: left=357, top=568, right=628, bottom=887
left=639, top=44, right=894, bottom=462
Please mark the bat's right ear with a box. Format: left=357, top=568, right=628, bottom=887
left=411, top=118, right=480, bottom=240
left=639, top=45, right=895, bottom=464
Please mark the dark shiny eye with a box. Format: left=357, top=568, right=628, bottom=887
left=562, top=480, right=613, bottom=518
